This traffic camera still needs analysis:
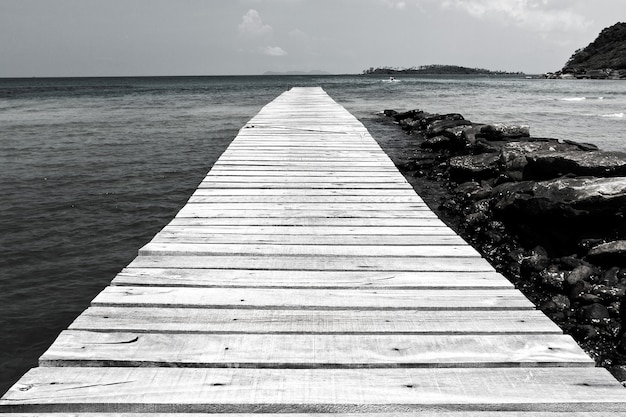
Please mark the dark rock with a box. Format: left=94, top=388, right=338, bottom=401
left=587, top=241, right=626, bottom=267
left=541, top=294, right=572, bottom=315
left=426, top=119, right=472, bottom=138
left=524, top=151, right=626, bottom=180
left=391, top=109, right=423, bottom=122
left=578, top=303, right=611, bottom=325
left=448, top=153, right=501, bottom=182
left=421, top=135, right=453, bottom=150
left=491, top=177, right=626, bottom=254
left=591, top=285, right=626, bottom=303
left=569, top=280, right=592, bottom=301
left=579, top=293, right=603, bottom=304
left=383, top=109, right=398, bottom=117
left=499, top=140, right=592, bottom=181
left=478, top=124, right=530, bottom=141
left=570, top=324, right=600, bottom=341
left=461, top=125, right=486, bottom=145
left=540, top=268, right=567, bottom=291
left=602, top=267, right=621, bottom=286
left=559, top=256, right=585, bottom=269
left=563, top=139, right=599, bottom=151
left=521, top=246, right=550, bottom=273
left=454, top=181, right=481, bottom=196
left=567, top=265, right=595, bottom=287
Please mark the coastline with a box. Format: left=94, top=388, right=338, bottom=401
left=367, top=109, right=626, bottom=384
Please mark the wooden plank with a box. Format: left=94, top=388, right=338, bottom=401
left=69, top=307, right=565, bottom=334
left=205, top=170, right=404, bottom=177
left=202, top=177, right=411, bottom=184
left=112, top=268, right=513, bottom=288
left=91, top=286, right=534, bottom=310
left=3, top=367, right=625, bottom=413
left=182, top=203, right=428, bottom=210
left=206, top=165, right=399, bottom=172
left=197, top=182, right=414, bottom=190
left=173, top=209, right=438, bottom=219
left=154, top=225, right=457, bottom=236
left=192, top=188, right=415, bottom=196
left=40, top=331, right=593, bottom=368
left=187, top=195, right=425, bottom=203
left=166, top=218, right=449, bottom=227
left=127, top=254, right=497, bottom=272
left=138, top=243, right=481, bottom=257
left=148, top=233, right=467, bottom=245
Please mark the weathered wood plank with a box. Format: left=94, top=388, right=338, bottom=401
left=205, top=170, right=405, bottom=177
left=181, top=203, right=428, bottom=210
left=207, top=164, right=399, bottom=172
left=91, top=286, right=534, bottom=310
left=127, top=255, right=496, bottom=272
left=154, top=225, right=457, bottom=236
left=112, top=268, right=513, bottom=289
left=192, top=188, right=415, bottom=196
left=68, top=307, right=565, bottom=334
left=173, top=208, right=438, bottom=219
left=138, top=242, right=481, bottom=258
left=3, top=367, right=625, bottom=413
left=197, top=182, right=414, bottom=189
left=148, top=233, right=467, bottom=245
left=187, top=195, right=425, bottom=203
left=40, top=331, right=593, bottom=368
left=166, top=218, right=449, bottom=226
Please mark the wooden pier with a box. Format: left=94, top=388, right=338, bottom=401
left=2, top=87, right=626, bottom=414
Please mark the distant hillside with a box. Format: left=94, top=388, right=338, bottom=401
left=550, top=22, right=626, bottom=79
left=362, top=65, right=521, bottom=76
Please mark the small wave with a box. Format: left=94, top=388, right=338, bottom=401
left=601, top=112, right=624, bottom=119
left=559, top=96, right=604, bottom=102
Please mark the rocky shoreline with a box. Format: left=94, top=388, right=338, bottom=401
left=372, top=108, right=626, bottom=384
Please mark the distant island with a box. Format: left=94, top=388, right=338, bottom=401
left=545, top=22, right=626, bottom=79
left=263, top=70, right=330, bottom=76
left=362, top=64, right=523, bottom=76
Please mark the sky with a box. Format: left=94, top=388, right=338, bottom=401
left=0, top=0, right=624, bottom=77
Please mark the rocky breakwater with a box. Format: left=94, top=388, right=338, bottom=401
left=383, top=108, right=626, bottom=381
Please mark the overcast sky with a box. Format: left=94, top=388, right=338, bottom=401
left=1, top=0, right=623, bottom=77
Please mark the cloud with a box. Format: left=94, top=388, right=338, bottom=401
left=382, top=0, right=407, bottom=9
left=262, top=45, right=288, bottom=56
left=440, top=0, right=591, bottom=32
left=238, top=9, right=272, bottom=37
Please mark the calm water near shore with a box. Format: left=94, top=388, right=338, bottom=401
left=1, top=74, right=626, bottom=394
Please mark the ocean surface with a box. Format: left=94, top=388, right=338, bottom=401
left=1, top=74, right=626, bottom=394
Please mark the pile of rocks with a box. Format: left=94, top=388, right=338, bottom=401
left=383, top=108, right=626, bottom=377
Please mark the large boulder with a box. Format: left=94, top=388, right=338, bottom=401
left=478, top=124, right=530, bottom=141
left=500, top=140, right=591, bottom=181
left=524, top=151, right=626, bottom=180
left=491, top=177, right=626, bottom=254
left=448, top=153, right=501, bottom=181
left=586, top=241, right=626, bottom=267
left=425, top=118, right=472, bottom=137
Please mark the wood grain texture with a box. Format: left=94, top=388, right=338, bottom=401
left=91, top=286, right=535, bottom=310
left=3, top=367, right=625, bottom=413
left=69, top=307, right=564, bottom=334
left=41, top=331, right=593, bottom=368
left=127, top=254, right=496, bottom=272
left=112, top=268, right=513, bottom=288
left=137, top=242, right=481, bottom=257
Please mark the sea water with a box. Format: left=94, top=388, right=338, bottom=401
left=1, top=75, right=625, bottom=394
